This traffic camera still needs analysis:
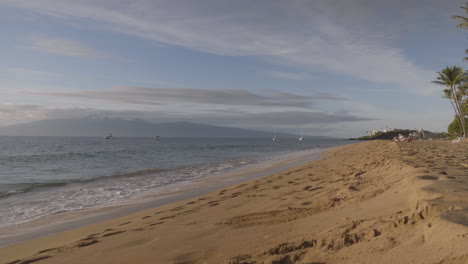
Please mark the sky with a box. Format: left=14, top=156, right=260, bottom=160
left=0, top=0, right=467, bottom=137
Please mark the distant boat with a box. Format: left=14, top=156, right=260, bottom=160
left=298, top=128, right=304, bottom=141
left=105, top=133, right=113, bottom=140
left=272, top=128, right=276, bottom=141
left=154, top=136, right=160, bottom=140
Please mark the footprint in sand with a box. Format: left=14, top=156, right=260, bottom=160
left=84, top=232, right=101, bottom=239
left=10, top=255, right=52, bottom=264
left=230, top=192, right=242, bottom=198
left=160, top=215, right=175, bottom=220
left=102, top=230, right=126, bottom=237
left=37, top=247, right=62, bottom=254
left=149, top=221, right=165, bottom=226
left=418, top=175, right=439, bottom=180
left=170, top=206, right=185, bottom=211
left=77, top=239, right=100, bottom=247
left=309, top=187, right=324, bottom=192
left=236, top=184, right=248, bottom=189
left=119, top=221, right=132, bottom=226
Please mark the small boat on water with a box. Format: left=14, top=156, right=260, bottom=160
left=272, top=128, right=276, bottom=141
left=105, top=133, right=113, bottom=140
left=154, top=136, right=160, bottom=140
left=298, top=128, right=304, bottom=141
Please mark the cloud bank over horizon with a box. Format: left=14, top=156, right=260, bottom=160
left=0, top=103, right=374, bottom=135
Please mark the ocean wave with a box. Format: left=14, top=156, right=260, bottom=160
left=112, top=168, right=163, bottom=178
left=0, top=149, right=143, bottom=163
left=0, top=181, right=69, bottom=198
left=0, top=168, right=164, bottom=199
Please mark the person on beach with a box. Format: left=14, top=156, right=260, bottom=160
left=394, top=134, right=413, bottom=143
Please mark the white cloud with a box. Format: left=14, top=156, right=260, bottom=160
left=266, top=70, right=311, bottom=80
left=25, top=35, right=105, bottom=57
left=2, top=0, right=447, bottom=95
left=7, top=67, right=64, bottom=77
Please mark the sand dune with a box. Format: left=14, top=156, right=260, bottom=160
left=2, top=140, right=468, bottom=264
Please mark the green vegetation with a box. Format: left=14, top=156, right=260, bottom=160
left=448, top=117, right=468, bottom=136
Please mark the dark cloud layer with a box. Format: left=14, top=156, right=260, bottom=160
left=29, top=86, right=345, bottom=108
left=0, top=104, right=373, bottom=129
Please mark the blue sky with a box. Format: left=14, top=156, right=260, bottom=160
left=0, top=0, right=467, bottom=137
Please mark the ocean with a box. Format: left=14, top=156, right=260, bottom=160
left=0, top=136, right=352, bottom=228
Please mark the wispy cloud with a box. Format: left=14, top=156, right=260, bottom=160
left=25, top=35, right=106, bottom=57
left=27, top=86, right=345, bottom=108
left=266, top=70, right=312, bottom=80
left=2, top=0, right=451, bottom=95
left=22, top=35, right=130, bottom=62
left=7, top=67, right=64, bottom=77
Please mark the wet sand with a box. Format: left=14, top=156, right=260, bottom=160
left=2, top=140, right=468, bottom=264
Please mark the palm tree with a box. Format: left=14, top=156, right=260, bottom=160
left=442, top=88, right=466, bottom=135
left=433, top=66, right=467, bottom=137
left=463, top=48, right=468, bottom=62
left=443, top=89, right=458, bottom=115
left=453, top=2, right=468, bottom=29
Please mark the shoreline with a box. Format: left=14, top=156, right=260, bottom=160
left=2, top=140, right=468, bottom=264
left=0, top=146, right=328, bottom=248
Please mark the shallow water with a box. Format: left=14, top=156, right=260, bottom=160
left=0, top=137, right=351, bottom=228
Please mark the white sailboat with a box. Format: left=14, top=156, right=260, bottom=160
left=272, top=128, right=276, bottom=141
left=105, top=133, right=113, bottom=140
left=298, top=128, right=304, bottom=141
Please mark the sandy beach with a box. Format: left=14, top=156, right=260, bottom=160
left=2, top=140, right=468, bottom=264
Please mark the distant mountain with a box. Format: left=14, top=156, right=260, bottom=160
left=0, top=118, right=337, bottom=139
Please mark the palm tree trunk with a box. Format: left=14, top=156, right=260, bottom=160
left=451, top=85, right=467, bottom=137
left=447, top=99, right=465, bottom=136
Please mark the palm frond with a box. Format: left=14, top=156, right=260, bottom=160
left=432, top=80, right=447, bottom=86
left=453, top=3, right=468, bottom=29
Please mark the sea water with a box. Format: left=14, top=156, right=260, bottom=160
left=0, top=137, right=352, bottom=228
